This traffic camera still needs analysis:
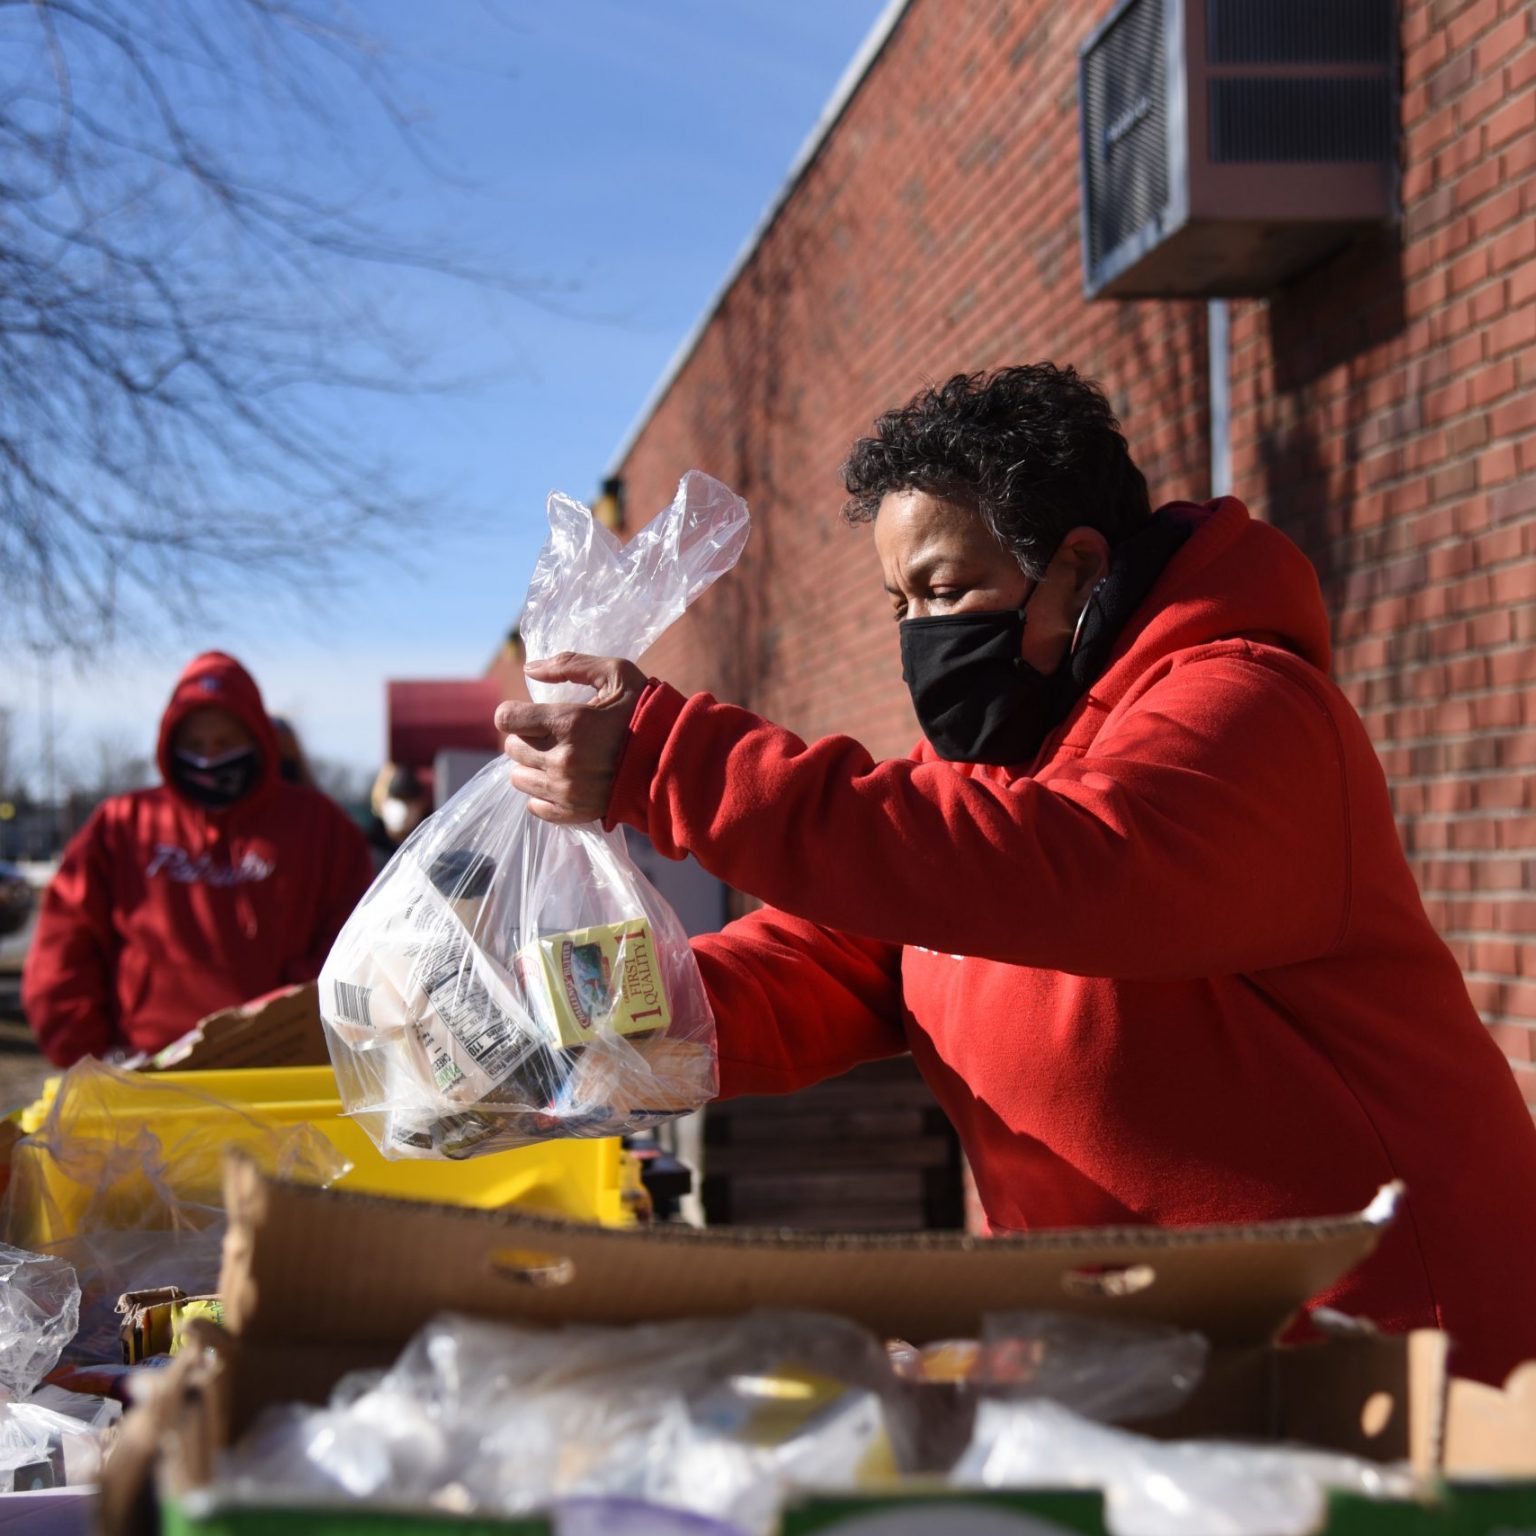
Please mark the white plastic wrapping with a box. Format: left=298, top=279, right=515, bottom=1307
left=952, top=1398, right=1419, bottom=1536
left=210, top=1310, right=894, bottom=1534
left=320, top=471, right=749, bottom=1158
left=0, top=1389, right=120, bottom=1492
left=0, top=1245, right=79, bottom=1404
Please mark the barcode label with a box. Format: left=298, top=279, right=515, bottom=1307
left=332, top=980, right=373, bottom=1028
left=416, top=938, right=525, bottom=1081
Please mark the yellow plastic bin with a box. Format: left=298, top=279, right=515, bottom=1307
left=16, top=1065, right=634, bottom=1228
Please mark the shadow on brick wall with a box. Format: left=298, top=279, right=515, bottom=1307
left=680, top=259, right=792, bottom=713
left=1258, top=225, right=1408, bottom=648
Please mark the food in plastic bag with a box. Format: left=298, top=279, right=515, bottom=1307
left=0, top=1388, right=120, bottom=1491
left=320, top=471, right=749, bottom=1158
left=209, top=1310, right=896, bottom=1535
left=0, top=1245, right=79, bottom=1402
left=1, top=1060, right=348, bottom=1363
left=951, top=1398, right=1419, bottom=1536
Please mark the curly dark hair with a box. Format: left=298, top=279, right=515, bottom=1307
left=841, top=364, right=1151, bottom=576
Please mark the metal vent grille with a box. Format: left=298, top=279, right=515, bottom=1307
left=1210, top=77, right=1394, bottom=162
left=1082, top=0, right=1169, bottom=268
left=1207, top=0, right=1395, bottom=65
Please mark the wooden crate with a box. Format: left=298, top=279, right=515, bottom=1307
left=701, top=1057, right=965, bottom=1231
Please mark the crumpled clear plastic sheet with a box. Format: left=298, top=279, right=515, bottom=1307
left=0, top=1059, right=349, bottom=1363
left=951, top=1398, right=1420, bottom=1536
left=974, top=1312, right=1208, bottom=1423
left=0, top=1244, right=79, bottom=1402
left=210, top=1310, right=896, bottom=1535
left=885, top=1313, right=1209, bottom=1475
left=0, top=1387, right=120, bottom=1492
left=319, top=471, right=750, bottom=1159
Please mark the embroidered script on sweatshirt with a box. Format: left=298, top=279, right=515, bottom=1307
left=146, top=843, right=275, bottom=886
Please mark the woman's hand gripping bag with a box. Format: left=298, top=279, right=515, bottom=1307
left=320, top=471, right=749, bottom=1158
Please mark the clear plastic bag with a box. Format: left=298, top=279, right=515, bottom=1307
left=885, top=1313, right=1209, bottom=1475
left=0, top=1391, right=120, bottom=1491
left=319, top=471, right=750, bottom=1158
left=973, top=1312, right=1208, bottom=1423
left=0, top=1060, right=349, bottom=1363
left=952, top=1398, right=1419, bottom=1536
left=886, top=1314, right=1206, bottom=1422
left=0, top=1245, right=79, bottom=1403
left=212, top=1309, right=895, bottom=1535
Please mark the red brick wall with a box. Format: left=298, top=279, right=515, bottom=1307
left=1228, top=0, right=1536, bottom=1102
left=616, top=0, right=1536, bottom=1095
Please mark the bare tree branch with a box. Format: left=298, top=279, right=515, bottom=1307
left=0, top=0, right=552, bottom=651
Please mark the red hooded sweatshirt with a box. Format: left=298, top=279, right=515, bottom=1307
left=23, top=653, right=375, bottom=1066
left=607, top=498, right=1536, bottom=1387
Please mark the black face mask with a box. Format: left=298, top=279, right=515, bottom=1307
left=172, top=746, right=262, bottom=809
left=898, top=510, right=1200, bottom=768
left=900, top=604, right=1069, bottom=766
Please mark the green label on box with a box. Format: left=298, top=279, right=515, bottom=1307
left=782, top=1491, right=1108, bottom=1536
left=164, top=1502, right=553, bottom=1536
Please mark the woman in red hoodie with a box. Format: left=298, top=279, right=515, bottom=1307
left=23, top=652, right=375, bottom=1066
left=497, top=365, right=1536, bottom=1386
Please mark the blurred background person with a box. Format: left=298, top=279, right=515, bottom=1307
left=22, top=652, right=374, bottom=1066
left=365, top=763, right=430, bottom=872
left=270, top=715, right=316, bottom=789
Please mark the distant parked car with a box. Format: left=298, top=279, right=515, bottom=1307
left=0, top=862, right=32, bottom=940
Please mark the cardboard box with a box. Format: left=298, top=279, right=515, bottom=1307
left=136, top=985, right=330, bottom=1073
left=100, top=1165, right=1536, bottom=1536
left=116, top=1290, right=224, bottom=1366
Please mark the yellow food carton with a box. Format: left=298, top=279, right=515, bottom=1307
left=516, top=917, right=671, bottom=1048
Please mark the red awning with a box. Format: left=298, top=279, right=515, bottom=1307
left=387, top=679, right=505, bottom=770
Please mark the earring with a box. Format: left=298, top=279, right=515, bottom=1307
left=1071, top=579, right=1107, bottom=657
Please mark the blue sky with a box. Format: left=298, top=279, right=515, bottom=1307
left=3, top=0, right=890, bottom=790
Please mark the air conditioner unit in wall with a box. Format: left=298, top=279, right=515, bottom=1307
left=1079, top=0, right=1399, bottom=299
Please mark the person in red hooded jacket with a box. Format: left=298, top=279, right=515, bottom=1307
left=494, top=365, right=1536, bottom=1387
left=23, top=652, right=375, bottom=1065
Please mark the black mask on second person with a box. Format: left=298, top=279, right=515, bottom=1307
left=172, top=747, right=262, bottom=809
left=900, top=605, right=1069, bottom=766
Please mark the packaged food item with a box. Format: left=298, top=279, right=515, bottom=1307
left=320, top=472, right=749, bottom=1158
left=517, top=919, right=672, bottom=1048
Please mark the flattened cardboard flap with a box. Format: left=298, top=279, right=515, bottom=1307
left=1444, top=1362, right=1536, bottom=1476
left=142, top=983, right=328, bottom=1072
left=220, top=1158, right=1397, bottom=1351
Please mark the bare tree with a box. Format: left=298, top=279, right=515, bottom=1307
left=85, top=733, right=151, bottom=798
left=0, top=0, right=540, bottom=650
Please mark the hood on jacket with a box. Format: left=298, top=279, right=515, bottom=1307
left=156, top=652, right=282, bottom=807
left=1056, top=497, right=1332, bottom=751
